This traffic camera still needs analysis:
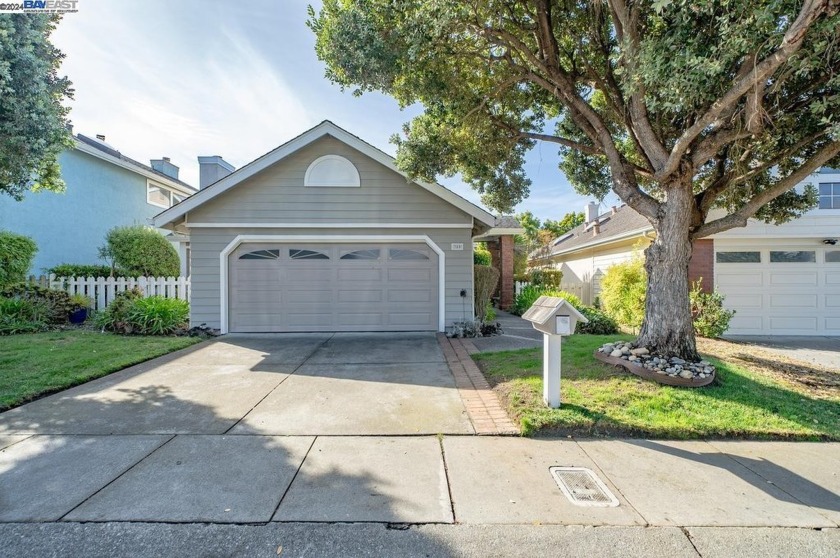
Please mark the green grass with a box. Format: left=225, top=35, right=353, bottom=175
left=0, top=330, right=202, bottom=411
left=474, top=334, right=840, bottom=440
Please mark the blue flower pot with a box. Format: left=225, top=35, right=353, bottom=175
left=69, top=308, right=88, bottom=324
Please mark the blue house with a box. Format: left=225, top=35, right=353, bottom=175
left=0, top=133, right=197, bottom=276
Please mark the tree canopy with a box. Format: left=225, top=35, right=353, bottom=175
left=0, top=14, right=73, bottom=200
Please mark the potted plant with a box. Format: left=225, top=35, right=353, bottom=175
left=68, top=294, right=93, bottom=324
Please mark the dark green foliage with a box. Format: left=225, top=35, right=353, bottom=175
left=0, top=15, right=73, bottom=199
left=95, top=287, right=143, bottom=333
left=576, top=307, right=619, bottom=335
left=690, top=282, right=736, bottom=338
left=126, top=297, right=189, bottom=335
left=47, top=263, right=123, bottom=278
left=512, top=285, right=582, bottom=316
left=0, top=231, right=37, bottom=286
left=529, top=269, right=563, bottom=289
left=0, top=283, right=72, bottom=324
left=101, top=226, right=180, bottom=277
left=0, top=296, right=48, bottom=335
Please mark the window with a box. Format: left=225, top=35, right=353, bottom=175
left=304, top=155, right=360, bottom=187
left=819, top=183, right=840, bottom=209
left=147, top=181, right=188, bottom=208
left=239, top=249, right=280, bottom=260
left=341, top=249, right=380, bottom=260
left=716, top=251, right=761, bottom=263
left=825, top=250, right=840, bottom=263
left=389, top=248, right=430, bottom=260
left=289, top=249, right=329, bottom=260
left=770, top=251, right=816, bottom=263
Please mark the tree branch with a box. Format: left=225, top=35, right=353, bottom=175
left=693, top=141, right=840, bottom=238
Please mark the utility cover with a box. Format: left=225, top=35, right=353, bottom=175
left=550, top=467, right=619, bottom=507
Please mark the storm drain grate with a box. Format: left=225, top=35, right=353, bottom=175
left=549, top=467, right=619, bottom=507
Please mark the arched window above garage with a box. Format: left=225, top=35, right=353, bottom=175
left=304, top=155, right=360, bottom=187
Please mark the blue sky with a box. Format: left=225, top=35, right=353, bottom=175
left=52, top=0, right=620, bottom=221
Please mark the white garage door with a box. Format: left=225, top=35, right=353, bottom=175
left=715, top=246, right=840, bottom=335
left=229, top=243, right=438, bottom=332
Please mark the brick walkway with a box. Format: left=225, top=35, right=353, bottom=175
left=437, top=334, right=519, bottom=435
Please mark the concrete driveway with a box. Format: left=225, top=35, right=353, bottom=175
left=724, top=336, right=840, bottom=370
left=0, top=332, right=473, bottom=437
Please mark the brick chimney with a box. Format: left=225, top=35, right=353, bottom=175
left=585, top=201, right=599, bottom=224
left=198, top=156, right=235, bottom=189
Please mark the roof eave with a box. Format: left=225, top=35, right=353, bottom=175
left=532, top=225, right=654, bottom=260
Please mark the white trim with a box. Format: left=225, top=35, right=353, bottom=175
left=534, top=226, right=654, bottom=261
left=304, top=154, right=361, bottom=187
left=186, top=222, right=473, bottom=229
left=219, top=234, right=446, bottom=334
left=154, top=120, right=495, bottom=228
left=146, top=180, right=172, bottom=209
left=75, top=141, right=196, bottom=195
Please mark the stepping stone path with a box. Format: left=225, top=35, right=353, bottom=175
left=598, top=341, right=716, bottom=381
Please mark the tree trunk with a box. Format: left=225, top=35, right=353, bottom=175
left=636, top=185, right=699, bottom=361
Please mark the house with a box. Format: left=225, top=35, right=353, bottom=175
left=530, top=168, right=840, bottom=335
left=0, top=133, right=197, bottom=276
left=154, top=120, right=518, bottom=333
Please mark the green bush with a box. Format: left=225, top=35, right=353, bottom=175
left=474, top=265, right=500, bottom=322
left=600, top=258, right=647, bottom=329
left=576, top=306, right=619, bottom=335
left=126, top=296, right=190, bottom=335
left=0, top=296, right=49, bottom=335
left=0, top=231, right=37, bottom=287
left=512, top=285, right=583, bottom=316
left=0, top=284, right=73, bottom=324
left=96, top=288, right=144, bottom=333
left=530, top=268, right=563, bottom=289
left=47, top=263, right=123, bottom=278
left=100, top=226, right=180, bottom=277
left=473, top=244, right=492, bottom=266
left=485, top=303, right=496, bottom=322
left=690, top=281, right=736, bottom=338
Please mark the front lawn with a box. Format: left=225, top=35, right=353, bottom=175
left=474, top=334, right=840, bottom=440
left=0, top=330, right=202, bottom=411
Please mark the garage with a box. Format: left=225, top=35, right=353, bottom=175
left=716, top=245, right=840, bottom=335
left=229, top=242, right=439, bottom=332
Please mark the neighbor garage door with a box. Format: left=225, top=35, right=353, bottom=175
left=715, top=246, right=840, bottom=335
left=229, top=243, right=438, bottom=332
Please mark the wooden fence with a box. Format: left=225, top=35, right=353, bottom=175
left=27, top=275, right=190, bottom=311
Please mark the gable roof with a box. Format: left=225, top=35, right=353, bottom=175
left=74, top=134, right=196, bottom=194
left=153, top=120, right=497, bottom=229
left=532, top=204, right=652, bottom=261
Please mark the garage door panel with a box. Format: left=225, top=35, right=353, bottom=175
left=230, top=242, right=437, bottom=332
left=716, top=272, right=762, bottom=285
left=769, top=294, right=817, bottom=308
left=825, top=318, right=840, bottom=331
left=728, top=315, right=764, bottom=332
left=827, top=272, right=840, bottom=285
left=769, top=316, right=817, bottom=331
left=826, top=294, right=840, bottom=308
left=770, top=272, right=818, bottom=285
left=725, top=294, right=762, bottom=308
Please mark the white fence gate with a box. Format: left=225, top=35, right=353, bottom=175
left=28, top=275, right=190, bottom=312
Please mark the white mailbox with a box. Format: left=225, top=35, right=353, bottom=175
left=521, top=296, right=587, bottom=408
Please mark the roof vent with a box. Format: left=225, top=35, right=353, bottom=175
left=96, top=134, right=105, bottom=141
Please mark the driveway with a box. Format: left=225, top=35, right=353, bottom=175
left=724, top=336, right=840, bottom=370
left=0, top=332, right=473, bottom=436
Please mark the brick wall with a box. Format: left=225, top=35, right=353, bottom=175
left=688, top=239, right=714, bottom=292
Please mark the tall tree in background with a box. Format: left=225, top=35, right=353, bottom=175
left=0, top=15, right=73, bottom=200
left=310, top=0, right=840, bottom=359
left=543, top=212, right=584, bottom=238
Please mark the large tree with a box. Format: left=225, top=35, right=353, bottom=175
left=309, top=0, right=840, bottom=359
left=0, top=14, right=73, bottom=200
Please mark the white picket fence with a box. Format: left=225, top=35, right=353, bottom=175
left=28, top=274, right=190, bottom=311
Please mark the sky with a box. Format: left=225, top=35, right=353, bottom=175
left=51, top=0, right=621, bottom=221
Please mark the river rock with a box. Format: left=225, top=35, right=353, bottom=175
left=679, top=370, right=694, bottom=379
left=610, top=349, right=623, bottom=357
left=631, top=347, right=649, bottom=356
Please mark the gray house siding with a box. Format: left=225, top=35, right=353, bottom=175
left=188, top=136, right=470, bottom=225
left=188, top=227, right=474, bottom=331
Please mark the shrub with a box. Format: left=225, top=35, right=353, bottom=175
left=0, top=231, right=37, bottom=287
left=485, top=303, right=496, bottom=322
left=473, top=244, right=492, bottom=266
left=47, top=263, right=123, bottom=278
left=600, top=258, right=646, bottom=329
left=690, top=281, right=736, bottom=338
left=575, top=306, right=619, bottom=335
left=473, top=265, right=500, bottom=322
left=0, top=284, right=73, bottom=324
left=126, top=296, right=190, bottom=335
left=512, top=285, right=583, bottom=316
left=100, top=226, right=180, bottom=277
left=95, top=287, right=144, bottom=333
left=0, top=296, right=48, bottom=335
left=530, top=268, right=563, bottom=289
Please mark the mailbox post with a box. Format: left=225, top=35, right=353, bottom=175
left=521, top=296, right=587, bottom=408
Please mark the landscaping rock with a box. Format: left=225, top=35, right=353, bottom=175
left=679, top=370, right=694, bottom=379
left=630, top=347, right=649, bottom=356
left=610, top=349, right=623, bottom=357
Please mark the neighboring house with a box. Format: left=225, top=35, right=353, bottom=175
left=0, top=133, right=197, bottom=276
left=530, top=168, right=840, bottom=335
left=154, top=120, right=517, bottom=333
